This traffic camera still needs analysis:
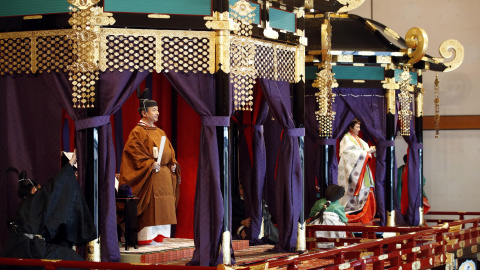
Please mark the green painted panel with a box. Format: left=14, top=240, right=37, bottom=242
left=0, top=0, right=70, bottom=17
left=307, top=66, right=386, bottom=81
left=332, top=66, right=385, bottom=80
left=305, top=66, right=318, bottom=80
left=394, top=69, right=418, bottom=85
left=104, top=0, right=212, bottom=15
left=229, top=0, right=260, bottom=24
left=269, top=8, right=295, bottom=32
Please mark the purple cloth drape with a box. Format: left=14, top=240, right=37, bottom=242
left=401, top=112, right=422, bottom=225
left=305, top=87, right=327, bottom=212
left=42, top=70, right=148, bottom=262
left=263, top=111, right=283, bottom=219
left=164, top=71, right=231, bottom=266
left=318, top=88, right=389, bottom=225
left=259, top=78, right=303, bottom=252
left=236, top=96, right=269, bottom=244
left=0, top=74, right=63, bottom=250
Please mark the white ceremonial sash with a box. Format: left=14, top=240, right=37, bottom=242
left=155, top=136, right=166, bottom=173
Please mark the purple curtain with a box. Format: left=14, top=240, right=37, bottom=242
left=0, top=74, right=63, bottom=250
left=259, top=78, right=303, bottom=252
left=236, top=96, right=269, bottom=244
left=304, top=87, right=323, bottom=212
left=401, top=111, right=422, bottom=225
left=263, top=111, right=283, bottom=220
left=42, top=70, right=149, bottom=262
left=164, top=71, right=231, bottom=266
left=322, top=88, right=390, bottom=225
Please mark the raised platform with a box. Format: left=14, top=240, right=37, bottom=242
left=119, top=238, right=250, bottom=264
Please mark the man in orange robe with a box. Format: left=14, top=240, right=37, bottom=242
left=119, top=96, right=180, bottom=245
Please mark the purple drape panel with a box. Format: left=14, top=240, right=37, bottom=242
left=42, top=70, right=149, bottom=262
left=164, top=71, right=230, bottom=266
left=324, top=88, right=388, bottom=225
left=259, top=78, right=303, bottom=252
left=0, top=74, right=63, bottom=250
left=263, top=112, right=283, bottom=219
left=236, top=99, right=269, bottom=244
left=402, top=113, right=422, bottom=225
left=305, top=87, right=328, bottom=211
left=113, top=110, right=124, bottom=172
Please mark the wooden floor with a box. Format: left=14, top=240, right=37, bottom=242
left=119, top=239, right=298, bottom=266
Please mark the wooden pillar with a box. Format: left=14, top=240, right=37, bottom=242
left=415, top=70, right=424, bottom=226
left=383, top=64, right=398, bottom=227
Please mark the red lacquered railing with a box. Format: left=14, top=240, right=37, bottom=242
left=0, top=257, right=215, bottom=270
left=425, top=211, right=480, bottom=225
left=242, top=217, right=480, bottom=270
left=1, top=216, right=479, bottom=269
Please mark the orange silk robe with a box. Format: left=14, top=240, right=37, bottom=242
left=119, top=124, right=179, bottom=231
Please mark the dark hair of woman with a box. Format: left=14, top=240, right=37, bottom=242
left=342, top=118, right=362, bottom=139
left=310, top=185, right=345, bottom=224
left=17, top=179, right=39, bottom=199
left=348, top=118, right=361, bottom=130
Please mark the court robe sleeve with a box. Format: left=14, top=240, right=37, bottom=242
left=119, top=127, right=156, bottom=216
left=15, top=164, right=97, bottom=245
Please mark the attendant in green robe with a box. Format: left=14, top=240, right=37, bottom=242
left=308, top=185, right=347, bottom=239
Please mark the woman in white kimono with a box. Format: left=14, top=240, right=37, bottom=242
left=337, top=119, right=376, bottom=223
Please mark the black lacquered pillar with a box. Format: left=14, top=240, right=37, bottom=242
left=213, top=0, right=232, bottom=264
left=293, top=77, right=305, bottom=251
left=415, top=71, right=424, bottom=226
left=384, top=65, right=397, bottom=227
left=84, top=105, right=100, bottom=260
left=293, top=15, right=306, bottom=250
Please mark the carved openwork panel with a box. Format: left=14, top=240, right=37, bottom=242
left=161, top=35, right=212, bottom=74
left=104, top=34, right=156, bottom=72
left=99, top=29, right=215, bottom=74
left=0, top=37, right=32, bottom=75
left=254, top=40, right=296, bottom=83
left=36, top=35, right=75, bottom=73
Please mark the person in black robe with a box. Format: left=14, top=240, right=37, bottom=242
left=0, top=150, right=97, bottom=269
left=232, top=183, right=250, bottom=240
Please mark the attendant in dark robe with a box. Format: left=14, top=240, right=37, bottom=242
left=118, top=90, right=180, bottom=245
left=397, top=154, right=430, bottom=215
left=232, top=183, right=250, bottom=240
left=0, top=150, right=97, bottom=269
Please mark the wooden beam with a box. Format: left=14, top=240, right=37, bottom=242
left=423, top=115, right=480, bottom=130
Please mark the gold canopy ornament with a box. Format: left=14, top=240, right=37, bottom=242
left=336, top=0, right=366, bottom=13
left=230, top=0, right=256, bottom=111
left=314, top=13, right=337, bottom=137
left=68, top=0, right=99, bottom=10
left=438, top=39, right=464, bottom=72
left=404, top=27, right=428, bottom=67
left=398, top=67, right=413, bottom=136
left=67, top=0, right=115, bottom=108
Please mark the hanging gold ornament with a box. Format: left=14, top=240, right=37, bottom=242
left=434, top=72, right=440, bottom=138
left=230, top=0, right=256, bottom=111
left=313, top=13, right=337, bottom=137
left=398, top=66, right=413, bottom=136
left=67, top=0, right=115, bottom=108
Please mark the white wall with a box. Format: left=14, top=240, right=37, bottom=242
left=353, top=1, right=480, bottom=212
